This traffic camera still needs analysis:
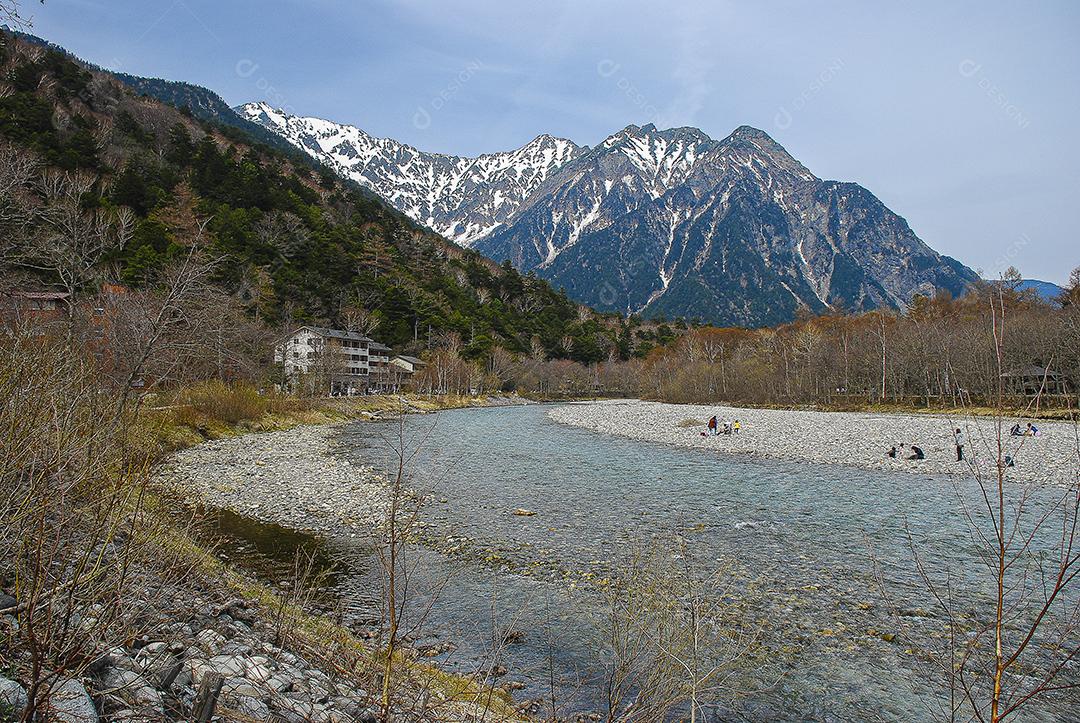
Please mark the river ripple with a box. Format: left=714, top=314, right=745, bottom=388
left=319, top=404, right=1077, bottom=721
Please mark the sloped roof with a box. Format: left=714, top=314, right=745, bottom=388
left=1001, top=365, right=1061, bottom=378
left=295, top=326, right=373, bottom=343
left=12, top=290, right=70, bottom=300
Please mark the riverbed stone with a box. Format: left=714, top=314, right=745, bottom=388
left=261, top=676, right=288, bottom=695
left=154, top=414, right=535, bottom=723
left=160, top=424, right=393, bottom=537
left=272, top=694, right=317, bottom=722
left=99, top=668, right=163, bottom=712
left=244, top=655, right=276, bottom=683
left=221, top=675, right=262, bottom=699
left=44, top=679, right=98, bottom=722
left=207, top=653, right=248, bottom=678
left=549, top=399, right=1077, bottom=486
left=232, top=694, right=270, bottom=719
left=193, top=628, right=227, bottom=654
left=0, top=676, right=28, bottom=717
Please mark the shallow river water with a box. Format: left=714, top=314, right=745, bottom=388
left=211, top=404, right=1078, bottom=721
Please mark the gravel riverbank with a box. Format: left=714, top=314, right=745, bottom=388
left=157, top=423, right=390, bottom=537
left=549, top=400, right=1079, bottom=486
left=137, top=423, right=528, bottom=722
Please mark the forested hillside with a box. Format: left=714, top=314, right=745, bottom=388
left=0, top=31, right=643, bottom=368
left=10, top=27, right=306, bottom=155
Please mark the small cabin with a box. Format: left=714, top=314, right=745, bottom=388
left=1000, top=365, right=1068, bottom=396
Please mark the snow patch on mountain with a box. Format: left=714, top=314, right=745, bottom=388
left=238, top=102, right=582, bottom=246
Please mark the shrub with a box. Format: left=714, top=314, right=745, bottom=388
left=175, top=380, right=271, bottom=424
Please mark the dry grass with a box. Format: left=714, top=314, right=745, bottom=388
left=140, top=388, right=513, bottom=460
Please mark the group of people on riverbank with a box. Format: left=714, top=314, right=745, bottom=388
left=886, top=428, right=966, bottom=463
left=1011, top=421, right=1041, bottom=437
left=886, top=443, right=925, bottom=460
left=705, top=415, right=740, bottom=436
left=887, top=422, right=1041, bottom=466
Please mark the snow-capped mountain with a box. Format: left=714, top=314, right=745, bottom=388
left=238, top=102, right=581, bottom=244
left=242, top=103, right=977, bottom=326
left=475, top=123, right=977, bottom=325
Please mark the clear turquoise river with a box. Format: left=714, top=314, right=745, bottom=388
left=213, top=404, right=1079, bottom=721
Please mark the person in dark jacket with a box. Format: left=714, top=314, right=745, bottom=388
left=908, top=445, right=925, bottom=460
left=707, top=416, right=718, bottom=436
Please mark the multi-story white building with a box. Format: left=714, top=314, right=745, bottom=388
left=367, top=341, right=393, bottom=392
left=389, top=355, right=425, bottom=374
left=275, top=326, right=373, bottom=395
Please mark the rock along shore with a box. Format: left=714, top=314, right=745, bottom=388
left=549, top=399, right=1078, bottom=486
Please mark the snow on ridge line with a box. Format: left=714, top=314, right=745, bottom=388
left=237, top=102, right=588, bottom=244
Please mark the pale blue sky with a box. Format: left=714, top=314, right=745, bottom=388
left=26, top=0, right=1080, bottom=284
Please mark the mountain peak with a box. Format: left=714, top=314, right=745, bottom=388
left=727, top=124, right=773, bottom=142
left=599, top=122, right=712, bottom=150
left=718, top=124, right=814, bottom=179
left=600, top=124, right=644, bottom=147
left=240, top=103, right=585, bottom=245
left=521, top=132, right=579, bottom=152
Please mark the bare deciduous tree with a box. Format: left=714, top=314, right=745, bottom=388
left=7, top=169, right=134, bottom=311
left=0, top=320, right=193, bottom=722
left=339, top=301, right=381, bottom=338
left=256, top=210, right=309, bottom=260
left=93, top=221, right=219, bottom=410
left=0, top=0, right=42, bottom=28
left=594, top=539, right=763, bottom=722
left=880, top=288, right=1080, bottom=722
left=0, top=143, right=39, bottom=239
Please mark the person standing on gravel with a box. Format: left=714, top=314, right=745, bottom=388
left=707, top=416, right=718, bottom=435
left=954, top=428, right=966, bottom=462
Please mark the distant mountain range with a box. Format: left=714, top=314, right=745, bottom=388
left=241, top=103, right=978, bottom=326
left=239, top=102, right=581, bottom=245
left=1016, top=279, right=1065, bottom=303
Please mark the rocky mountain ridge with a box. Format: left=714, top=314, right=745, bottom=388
left=242, top=104, right=978, bottom=326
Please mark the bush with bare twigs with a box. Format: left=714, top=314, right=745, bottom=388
left=879, top=287, right=1080, bottom=722
left=0, top=322, right=192, bottom=721
left=591, top=539, right=764, bottom=723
